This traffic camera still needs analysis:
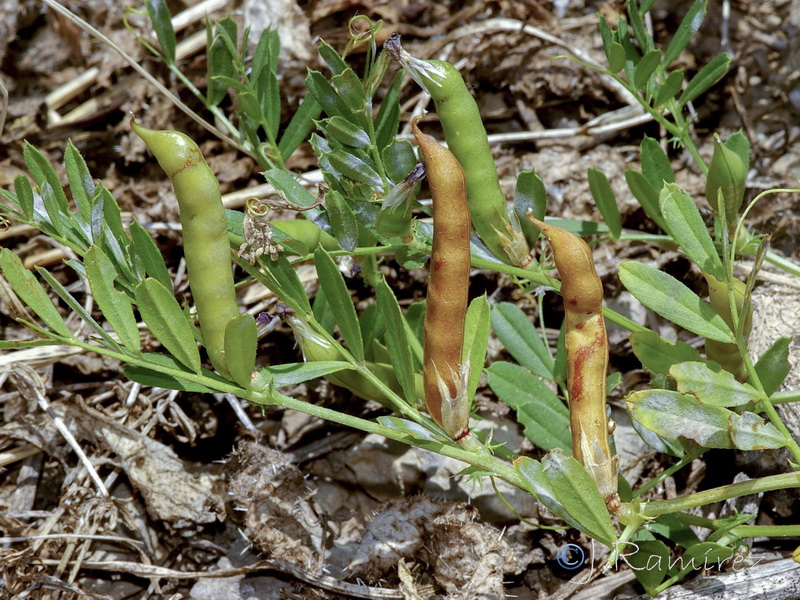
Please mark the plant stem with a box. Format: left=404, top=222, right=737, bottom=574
left=736, top=340, right=800, bottom=464
left=765, top=249, right=800, bottom=278
left=605, top=518, right=645, bottom=573
left=677, top=513, right=800, bottom=538
left=66, top=335, right=524, bottom=489
left=632, top=448, right=705, bottom=499
left=246, top=384, right=523, bottom=487
left=664, top=98, right=708, bottom=175
left=617, top=232, right=675, bottom=244
left=164, top=63, right=241, bottom=146
left=640, top=472, right=800, bottom=517
left=771, top=390, right=800, bottom=405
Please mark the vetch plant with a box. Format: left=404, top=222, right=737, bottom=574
left=3, top=2, right=800, bottom=597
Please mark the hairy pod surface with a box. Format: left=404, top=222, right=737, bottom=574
left=413, top=118, right=471, bottom=436
left=132, top=120, right=239, bottom=376
left=528, top=216, right=619, bottom=506
left=385, top=34, right=529, bottom=266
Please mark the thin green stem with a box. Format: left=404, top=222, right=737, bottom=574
left=677, top=513, right=800, bottom=538
left=771, top=390, right=800, bottom=405
left=67, top=339, right=245, bottom=396
left=605, top=518, right=645, bottom=573
left=755, top=388, right=800, bottom=465
left=765, top=250, right=800, bottom=278
left=606, top=70, right=706, bottom=173
left=717, top=191, right=800, bottom=463
left=64, top=334, right=525, bottom=490
left=640, top=472, right=800, bottom=518
left=617, top=232, right=675, bottom=244
left=664, top=98, right=707, bottom=174
left=489, top=477, right=564, bottom=530
left=247, top=384, right=523, bottom=487
left=742, top=362, right=800, bottom=465
left=165, top=63, right=240, bottom=144
left=632, top=448, right=704, bottom=499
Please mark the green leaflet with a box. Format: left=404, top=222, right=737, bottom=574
left=487, top=361, right=570, bottom=452
left=462, top=295, right=490, bottom=402
left=306, top=69, right=358, bottom=123
left=37, top=266, right=120, bottom=351
left=513, top=170, right=547, bottom=246
left=625, top=168, right=668, bottom=231
left=587, top=168, right=621, bottom=240
left=323, top=115, right=371, bottom=148
left=659, top=183, right=724, bottom=280
left=129, top=221, right=172, bottom=290
left=630, top=330, right=706, bottom=376
left=633, top=49, right=661, bottom=90
left=754, top=337, right=791, bottom=397
left=653, top=70, right=684, bottom=107
left=325, top=189, right=359, bottom=252
left=225, top=313, right=258, bottom=388
left=145, top=0, right=176, bottom=63
left=515, top=452, right=617, bottom=547
left=325, top=148, right=383, bottom=188
left=678, top=53, right=731, bottom=108
left=257, top=361, right=354, bottom=388
left=376, top=279, right=416, bottom=404
left=640, top=136, right=675, bottom=189
left=663, top=0, right=707, bottom=67
left=262, top=168, right=319, bottom=208
left=607, top=42, right=626, bottom=73
left=314, top=247, right=364, bottom=361
left=85, top=246, right=140, bottom=352
left=706, top=133, right=747, bottom=225
left=626, top=389, right=786, bottom=450
left=618, top=262, right=734, bottom=343
left=490, top=302, right=554, bottom=380
left=0, top=249, right=71, bottom=338
left=136, top=277, right=201, bottom=373
left=64, top=140, right=95, bottom=223
left=623, top=536, right=670, bottom=595
left=278, top=93, right=322, bottom=160
left=670, top=361, right=760, bottom=407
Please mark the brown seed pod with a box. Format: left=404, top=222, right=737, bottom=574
left=528, top=216, right=619, bottom=507
left=413, top=118, right=471, bottom=439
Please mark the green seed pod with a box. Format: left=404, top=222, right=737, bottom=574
left=384, top=33, right=530, bottom=267
left=271, top=219, right=341, bottom=253
left=132, top=120, right=240, bottom=376
left=706, top=134, right=747, bottom=227
left=703, top=271, right=753, bottom=381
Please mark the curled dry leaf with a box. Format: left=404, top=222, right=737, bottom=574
left=346, top=496, right=521, bottom=598
left=228, top=440, right=324, bottom=567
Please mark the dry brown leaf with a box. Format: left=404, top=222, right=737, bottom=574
left=228, top=440, right=324, bottom=567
